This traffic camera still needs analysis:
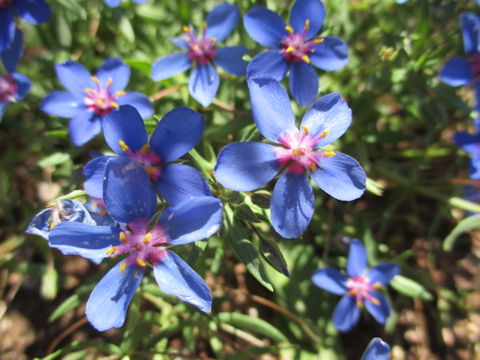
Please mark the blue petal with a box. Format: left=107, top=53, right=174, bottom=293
left=103, top=157, right=157, bottom=223
left=346, top=239, right=368, bottom=277
left=83, top=155, right=114, bottom=198
left=151, top=52, right=192, bottom=81
left=155, top=163, right=212, bottom=205
left=271, top=172, right=314, bottom=238
left=312, top=267, right=348, bottom=295
left=49, top=222, right=120, bottom=264
left=169, top=36, right=189, bottom=50
left=367, top=263, right=400, bottom=286
left=55, top=60, right=95, bottom=98
left=96, top=58, right=130, bottom=93
left=0, top=9, right=15, bottom=51
left=11, top=0, right=50, bottom=25
left=188, top=64, right=219, bottom=107
left=214, top=142, right=280, bottom=191
left=289, top=0, right=325, bottom=39
left=115, top=91, right=152, bottom=119
left=454, top=131, right=480, bottom=154
left=159, top=196, right=222, bottom=245
left=86, top=262, right=144, bottom=331
left=214, top=46, right=247, bottom=75
left=12, top=73, right=30, bottom=100
left=205, top=2, right=240, bottom=43
left=475, top=82, right=480, bottom=112
left=439, top=57, right=472, bottom=86
left=365, top=291, right=390, bottom=324
left=332, top=295, right=360, bottom=332
left=301, top=93, right=352, bottom=147
left=103, top=105, right=148, bottom=154
left=41, top=91, right=83, bottom=118
left=104, top=0, right=122, bottom=6
left=361, top=338, right=391, bottom=360
left=247, top=77, right=296, bottom=142
left=26, top=208, right=53, bottom=240
left=68, top=109, right=101, bottom=146
left=310, top=36, right=349, bottom=71
left=246, top=50, right=289, bottom=82
left=311, top=151, right=366, bottom=201
left=243, top=6, right=287, bottom=47
left=1, top=28, right=23, bottom=73
left=153, top=251, right=212, bottom=312
left=289, top=61, right=318, bottom=106
left=461, top=12, right=480, bottom=55
left=149, top=106, right=204, bottom=163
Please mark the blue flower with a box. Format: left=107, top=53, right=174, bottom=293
left=243, top=0, right=348, bottom=106
left=151, top=2, right=247, bottom=107
left=0, top=0, right=50, bottom=51
left=214, top=77, right=366, bottom=238
left=440, top=13, right=480, bottom=111
left=83, top=105, right=212, bottom=206
left=104, top=0, right=146, bottom=8
left=312, top=239, right=400, bottom=332
left=361, top=338, right=391, bottom=360
left=49, top=157, right=222, bottom=331
left=41, top=58, right=152, bottom=146
left=0, top=28, right=30, bottom=122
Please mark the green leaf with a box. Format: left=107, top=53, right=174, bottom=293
left=390, top=275, right=433, bottom=301
left=49, top=294, right=81, bottom=322
left=135, top=4, right=165, bottom=21
left=38, top=152, right=71, bottom=168
left=234, top=204, right=261, bottom=223
left=443, top=214, right=480, bottom=251
left=119, top=15, right=135, bottom=43
left=41, top=264, right=58, bottom=300
left=259, top=236, right=289, bottom=277
left=124, top=59, right=152, bottom=77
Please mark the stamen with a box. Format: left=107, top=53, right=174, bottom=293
left=320, top=128, right=329, bottom=138
left=145, top=167, right=157, bottom=174
left=349, top=289, right=357, bottom=295
left=357, top=300, right=364, bottom=308
left=84, top=88, right=93, bottom=93
left=304, top=19, right=310, bottom=30
left=140, top=144, right=150, bottom=154
left=119, top=140, right=129, bottom=152
left=120, top=262, right=127, bottom=274
left=106, top=246, right=117, bottom=255
left=285, top=46, right=294, bottom=53
left=186, top=37, right=191, bottom=41
left=324, top=151, right=336, bottom=157
left=143, top=233, right=152, bottom=244
left=202, top=22, right=207, bottom=29
left=285, top=25, right=294, bottom=34
left=110, top=102, right=119, bottom=109
left=310, top=163, right=317, bottom=172
left=97, top=99, right=103, bottom=106
left=302, top=55, right=310, bottom=64
left=370, top=298, right=380, bottom=306
left=91, top=76, right=99, bottom=84
left=107, top=77, right=112, bottom=86
left=193, top=45, right=200, bottom=51
left=120, top=232, right=128, bottom=243
left=114, top=91, right=126, bottom=97
left=136, top=258, right=146, bottom=267
left=314, top=38, right=324, bottom=44
left=182, top=26, right=190, bottom=33
left=373, top=282, right=382, bottom=290
left=210, top=37, right=217, bottom=42
left=301, top=125, right=309, bottom=134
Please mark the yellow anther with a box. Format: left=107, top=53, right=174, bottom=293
left=110, top=102, right=119, bottom=109
left=324, top=151, right=336, bottom=157
left=302, top=55, right=310, bottom=64
left=210, top=37, right=217, bottom=42
left=106, top=246, right=117, bottom=255
left=84, top=88, right=93, bottom=93
left=310, top=163, right=317, bottom=172
left=371, top=298, right=380, bottom=306
left=285, top=25, right=294, bottom=34
left=143, top=233, right=152, bottom=244
left=97, top=99, right=103, bottom=106
left=120, top=232, right=128, bottom=243
left=107, top=77, right=112, bottom=86
left=183, top=26, right=190, bottom=33
left=92, top=76, right=99, bottom=84
left=314, top=38, right=324, bottom=44
left=357, top=300, right=364, bottom=308
left=140, top=143, right=150, bottom=154
left=92, top=201, right=98, bottom=210
left=373, top=282, right=382, bottom=290
left=193, top=45, right=200, bottom=51
left=304, top=19, right=310, bottom=29
left=120, top=262, right=126, bottom=274
left=320, top=128, right=329, bottom=138
left=145, top=167, right=157, bottom=174
left=49, top=222, right=56, bottom=230
left=114, top=91, right=126, bottom=97
left=203, top=22, right=207, bottom=29
left=186, top=37, right=191, bottom=42
left=136, top=258, right=146, bottom=267
left=301, top=125, right=309, bottom=134
left=348, top=289, right=357, bottom=296
left=285, top=46, right=294, bottom=53
left=119, top=140, right=129, bottom=152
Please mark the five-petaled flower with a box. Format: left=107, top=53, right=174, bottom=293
left=361, top=338, right=391, bottom=360
left=243, top=0, right=348, bottom=106
left=48, top=157, right=222, bottom=331
left=83, top=105, right=212, bottom=206
left=214, top=77, right=366, bottom=238
left=312, top=239, right=400, bottom=332
left=0, top=28, right=30, bottom=122
left=0, top=0, right=50, bottom=51
left=41, top=58, right=152, bottom=146
left=151, top=2, right=247, bottom=107
left=104, top=0, right=146, bottom=8
left=440, top=13, right=480, bottom=111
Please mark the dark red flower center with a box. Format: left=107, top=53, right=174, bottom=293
left=347, top=275, right=381, bottom=308
left=84, top=76, right=125, bottom=116
left=280, top=20, right=323, bottom=64
left=469, top=53, right=480, bottom=80
left=0, top=74, right=17, bottom=102
left=0, top=0, right=11, bottom=8
left=183, top=24, right=217, bottom=65
left=118, top=141, right=162, bottom=181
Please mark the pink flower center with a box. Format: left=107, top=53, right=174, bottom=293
left=0, top=0, right=11, bottom=8
left=0, top=74, right=17, bottom=102
left=275, top=126, right=335, bottom=174
left=118, top=141, right=162, bottom=181
left=346, top=275, right=381, bottom=308
left=280, top=20, right=323, bottom=64
left=183, top=25, right=217, bottom=65
left=84, top=76, right=125, bottom=116
left=469, top=53, right=480, bottom=80
left=106, top=219, right=168, bottom=273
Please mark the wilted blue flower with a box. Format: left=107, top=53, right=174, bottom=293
left=83, top=105, right=212, bottom=206
left=41, top=58, right=152, bottom=146
left=312, top=239, right=400, bottom=332
left=0, top=28, right=30, bottom=122
left=361, top=338, right=391, bottom=360
left=440, top=13, right=480, bottom=110
left=0, top=0, right=50, bottom=51
left=214, top=78, right=366, bottom=238
left=243, top=0, right=348, bottom=106
left=104, top=0, right=146, bottom=8
left=49, top=157, right=222, bottom=331
left=151, top=2, right=247, bottom=107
